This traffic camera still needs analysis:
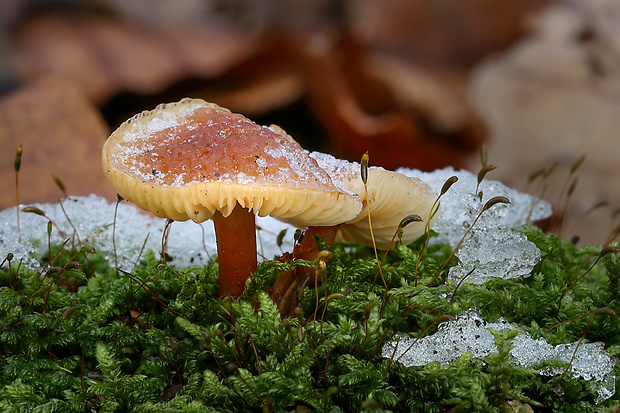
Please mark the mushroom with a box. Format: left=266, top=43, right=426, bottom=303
left=267, top=125, right=437, bottom=248
left=101, top=98, right=362, bottom=298
left=269, top=147, right=438, bottom=316
left=309, top=151, right=438, bottom=249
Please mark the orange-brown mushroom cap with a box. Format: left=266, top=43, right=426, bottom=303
left=101, top=98, right=362, bottom=225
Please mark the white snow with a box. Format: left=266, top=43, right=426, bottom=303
left=397, top=167, right=552, bottom=284
left=0, top=194, right=295, bottom=272
left=383, top=310, right=616, bottom=403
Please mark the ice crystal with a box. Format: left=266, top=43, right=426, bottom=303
left=447, top=227, right=541, bottom=284
left=383, top=311, right=616, bottom=403
left=397, top=167, right=552, bottom=284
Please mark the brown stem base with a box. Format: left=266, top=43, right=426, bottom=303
left=213, top=206, right=257, bottom=298
left=270, top=226, right=338, bottom=317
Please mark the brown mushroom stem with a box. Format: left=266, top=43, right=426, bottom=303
left=213, top=205, right=257, bottom=298
left=294, top=226, right=338, bottom=263
left=270, top=225, right=338, bottom=317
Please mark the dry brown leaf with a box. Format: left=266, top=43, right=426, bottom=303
left=0, top=76, right=116, bottom=209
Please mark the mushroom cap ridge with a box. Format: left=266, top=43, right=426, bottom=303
left=102, top=98, right=362, bottom=226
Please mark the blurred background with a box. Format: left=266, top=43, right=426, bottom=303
left=0, top=0, right=618, bottom=246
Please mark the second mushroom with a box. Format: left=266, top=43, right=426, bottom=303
left=269, top=148, right=439, bottom=315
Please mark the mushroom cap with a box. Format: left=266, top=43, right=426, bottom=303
left=101, top=98, right=362, bottom=225
left=310, top=152, right=438, bottom=249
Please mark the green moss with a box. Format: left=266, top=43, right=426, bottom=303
left=0, top=228, right=618, bottom=412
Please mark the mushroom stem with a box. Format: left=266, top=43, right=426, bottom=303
left=294, top=226, right=338, bottom=263
left=270, top=225, right=338, bottom=317
left=213, top=205, right=257, bottom=298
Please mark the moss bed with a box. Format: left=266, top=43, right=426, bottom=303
left=0, top=224, right=619, bottom=412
